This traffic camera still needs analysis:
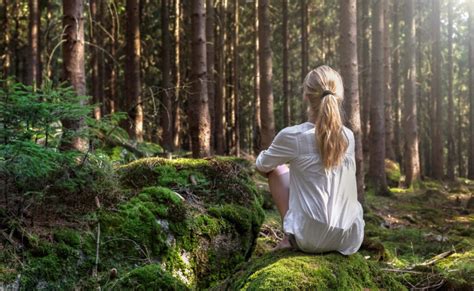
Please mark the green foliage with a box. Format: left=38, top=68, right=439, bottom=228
left=0, top=80, right=124, bottom=214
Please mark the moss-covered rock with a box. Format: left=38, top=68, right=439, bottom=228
left=217, top=250, right=406, bottom=290
left=7, top=157, right=264, bottom=289
left=105, top=264, right=188, bottom=290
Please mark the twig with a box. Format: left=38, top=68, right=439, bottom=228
left=92, top=196, right=101, bottom=278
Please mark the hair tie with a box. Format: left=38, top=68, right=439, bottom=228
left=321, top=90, right=334, bottom=99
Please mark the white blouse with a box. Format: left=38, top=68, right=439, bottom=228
left=256, top=122, right=364, bottom=255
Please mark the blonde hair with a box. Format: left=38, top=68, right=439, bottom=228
left=304, top=65, right=348, bottom=170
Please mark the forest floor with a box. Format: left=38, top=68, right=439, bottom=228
left=250, top=174, right=474, bottom=289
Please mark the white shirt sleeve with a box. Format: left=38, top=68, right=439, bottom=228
left=255, top=128, right=298, bottom=173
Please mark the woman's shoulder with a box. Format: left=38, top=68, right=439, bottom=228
left=279, top=122, right=314, bottom=135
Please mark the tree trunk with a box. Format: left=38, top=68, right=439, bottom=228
left=369, top=0, right=389, bottom=195
left=383, top=0, right=395, bottom=161
left=282, top=0, right=290, bottom=127
left=172, top=0, right=181, bottom=150
left=469, top=0, right=474, bottom=179
left=340, top=0, right=365, bottom=203
left=403, top=0, right=421, bottom=186
left=361, top=0, right=371, bottom=157
left=61, top=0, right=87, bottom=152
left=125, top=0, right=143, bottom=142
left=215, top=0, right=226, bottom=155
left=189, top=0, right=211, bottom=157
left=27, top=0, right=39, bottom=87
left=258, top=0, right=275, bottom=149
left=106, top=0, right=117, bottom=114
left=431, top=0, right=444, bottom=180
left=253, top=0, right=261, bottom=154
left=2, top=0, right=10, bottom=78
left=391, top=0, right=402, bottom=165
left=161, top=0, right=173, bottom=151
left=447, top=0, right=455, bottom=180
left=300, top=0, right=309, bottom=122
left=206, top=0, right=215, bottom=153
left=90, top=0, right=101, bottom=120
left=232, top=0, right=240, bottom=156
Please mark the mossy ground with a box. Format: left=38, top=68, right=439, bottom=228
left=0, top=157, right=264, bottom=290
left=1, top=156, right=473, bottom=290
left=238, top=176, right=473, bottom=290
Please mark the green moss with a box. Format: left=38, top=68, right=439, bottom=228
left=220, top=251, right=406, bottom=290
left=53, top=228, right=81, bottom=248
left=107, top=264, right=188, bottom=290
left=385, top=159, right=401, bottom=186
left=435, top=250, right=474, bottom=288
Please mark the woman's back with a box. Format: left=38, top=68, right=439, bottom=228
left=256, top=122, right=364, bottom=254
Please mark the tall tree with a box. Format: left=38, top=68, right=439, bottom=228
left=125, top=0, right=143, bottom=142
left=27, top=0, right=40, bottom=87
left=161, top=0, right=173, bottom=151
left=403, top=0, right=421, bottom=186
left=447, top=0, right=455, bottom=180
left=340, top=0, right=364, bottom=203
left=361, top=0, right=371, bottom=156
left=282, top=0, right=290, bottom=126
left=215, top=0, right=226, bottom=154
left=2, top=0, right=10, bottom=78
left=172, top=0, right=182, bottom=150
left=369, top=0, right=389, bottom=195
left=383, top=0, right=395, bottom=161
left=232, top=0, right=240, bottom=156
left=90, top=0, right=102, bottom=120
left=206, top=0, right=215, bottom=153
left=258, top=0, right=275, bottom=148
left=469, top=0, right=474, bottom=179
left=431, top=0, right=444, bottom=179
left=300, top=0, right=309, bottom=121
left=253, top=0, right=261, bottom=154
left=60, top=0, right=87, bottom=152
left=391, top=0, right=402, bottom=165
left=190, top=0, right=211, bottom=157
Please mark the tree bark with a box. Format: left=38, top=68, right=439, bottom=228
left=431, top=0, right=444, bottom=180
left=340, top=0, right=365, bottom=203
left=232, top=0, right=240, bottom=156
left=190, top=0, right=211, bottom=157
left=383, top=0, right=395, bottom=161
left=215, top=0, right=226, bottom=155
left=469, top=0, right=474, bottom=179
left=206, top=0, right=215, bottom=153
left=90, top=0, right=101, bottom=120
left=391, top=0, right=402, bottom=165
left=258, top=0, right=275, bottom=149
left=282, top=0, right=290, bottom=127
left=300, top=0, right=309, bottom=122
left=60, top=0, right=87, bottom=152
left=161, top=0, right=173, bottom=151
left=172, top=0, right=181, bottom=150
left=253, top=0, right=261, bottom=154
left=361, top=0, right=371, bottom=157
left=447, top=0, right=455, bottom=180
left=369, top=0, right=389, bottom=195
left=2, top=0, right=10, bottom=78
left=125, top=0, right=143, bottom=142
left=403, top=0, right=421, bottom=186
left=27, top=0, right=40, bottom=87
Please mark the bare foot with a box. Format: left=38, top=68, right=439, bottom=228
left=272, top=235, right=292, bottom=251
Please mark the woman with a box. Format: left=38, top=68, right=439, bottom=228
left=256, top=65, right=364, bottom=255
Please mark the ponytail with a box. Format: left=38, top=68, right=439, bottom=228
left=304, top=65, right=348, bottom=170
left=315, top=94, right=348, bottom=170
